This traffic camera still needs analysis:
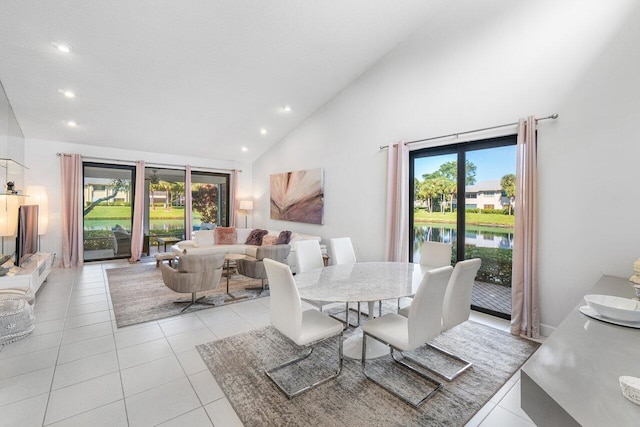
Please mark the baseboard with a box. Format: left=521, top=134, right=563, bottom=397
left=539, top=323, right=556, bottom=337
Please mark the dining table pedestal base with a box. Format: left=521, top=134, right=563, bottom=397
left=343, top=334, right=388, bottom=360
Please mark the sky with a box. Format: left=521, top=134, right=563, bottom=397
left=413, top=145, right=516, bottom=183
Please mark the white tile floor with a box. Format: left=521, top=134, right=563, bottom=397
left=0, top=260, right=537, bottom=426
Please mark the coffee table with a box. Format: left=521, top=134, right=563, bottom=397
left=224, top=253, right=248, bottom=302
left=295, top=262, right=429, bottom=360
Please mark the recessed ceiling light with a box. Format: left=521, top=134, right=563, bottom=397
left=58, top=89, right=75, bottom=98
left=241, top=147, right=248, bottom=152
left=282, top=105, right=291, bottom=112
left=66, top=120, right=77, bottom=127
left=260, top=128, right=267, bottom=135
left=52, top=41, right=72, bottom=53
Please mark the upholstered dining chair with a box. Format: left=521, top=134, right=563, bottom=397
left=295, top=240, right=331, bottom=311
left=263, top=258, right=344, bottom=399
left=362, top=265, right=453, bottom=408
left=160, top=252, right=226, bottom=312
left=420, top=241, right=453, bottom=268
left=398, top=240, right=453, bottom=312
left=329, top=237, right=379, bottom=324
left=398, top=258, right=482, bottom=381
left=328, top=237, right=358, bottom=325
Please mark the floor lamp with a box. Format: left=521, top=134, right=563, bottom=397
left=238, top=201, right=253, bottom=228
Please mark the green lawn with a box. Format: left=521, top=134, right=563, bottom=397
left=414, top=210, right=514, bottom=227
left=85, top=205, right=191, bottom=220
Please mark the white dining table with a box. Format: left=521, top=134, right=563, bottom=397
left=294, top=262, right=430, bottom=359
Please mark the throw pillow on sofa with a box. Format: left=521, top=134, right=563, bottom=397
left=245, top=229, right=268, bottom=245
left=276, top=230, right=292, bottom=245
left=194, top=230, right=215, bottom=246
left=214, top=227, right=237, bottom=245
left=262, top=235, right=278, bottom=246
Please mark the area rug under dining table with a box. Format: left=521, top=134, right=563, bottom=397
left=106, top=262, right=267, bottom=328
left=197, top=320, right=539, bottom=426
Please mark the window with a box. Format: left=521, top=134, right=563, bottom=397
left=190, top=171, right=230, bottom=231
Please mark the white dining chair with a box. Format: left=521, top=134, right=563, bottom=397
left=398, top=258, right=482, bottom=381
left=361, top=265, right=453, bottom=408
left=420, top=241, right=452, bottom=268
left=295, top=239, right=331, bottom=311
left=263, top=258, right=344, bottom=399
left=330, top=237, right=381, bottom=323
left=294, top=239, right=325, bottom=273
left=398, top=240, right=453, bottom=312
left=329, top=237, right=360, bottom=326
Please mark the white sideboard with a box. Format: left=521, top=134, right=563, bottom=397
left=0, top=252, right=53, bottom=294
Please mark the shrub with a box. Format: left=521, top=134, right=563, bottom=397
left=465, top=246, right=512, bottom=286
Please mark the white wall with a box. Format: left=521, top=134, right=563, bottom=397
left=251, top=0, right=640, bottom=332
left=24, top=138, right=252, bottom=262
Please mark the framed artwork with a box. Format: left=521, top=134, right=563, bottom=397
left=270, top=168, right=324, bottom=224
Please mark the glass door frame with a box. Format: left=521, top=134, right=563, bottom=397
left=82, top=162, right=137, bottom=261
left=409, top=134, right=517, bottom=319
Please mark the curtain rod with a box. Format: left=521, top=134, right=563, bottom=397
left=56, top=153, right=241, bottom=173
left=379, top=113, right=559, bottom=150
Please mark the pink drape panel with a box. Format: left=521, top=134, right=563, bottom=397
left=230, top=170, right=238, bottom=227
left=511, top=116, right=540, bottom=338
left=60, top=154, right=83, bottom=268
left=384, top=142, right=410, bottom=262
left=129, top=161, right=145, bottom=262
left=185, top=165, right=193, bottom=238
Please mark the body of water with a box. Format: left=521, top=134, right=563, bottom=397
left=413, top=223, right=513, bottom=262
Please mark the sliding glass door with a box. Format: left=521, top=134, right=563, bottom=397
left=144, top=168, right=186, bottom=253
left=83, top=163, right=135, bottom=261
left=410, top=136, right=516, bottom=319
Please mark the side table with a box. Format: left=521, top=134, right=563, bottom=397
left=224, top=254, right=249, bottom=303
left=157, top=237, right=180, bottom=252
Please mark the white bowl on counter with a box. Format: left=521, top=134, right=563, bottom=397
left=584, top=294, right=640, bottom=323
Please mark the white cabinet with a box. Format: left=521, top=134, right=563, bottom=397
left=0, top=252, right=53, bottom=294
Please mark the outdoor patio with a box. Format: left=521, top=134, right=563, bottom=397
left=471, top=280, right=511, bottom=317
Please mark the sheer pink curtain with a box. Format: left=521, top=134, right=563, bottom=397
left=230, top=170, right=238, bottom=227
left=384, top=142, right=410, bottom=262
left=129, top=161, right=145, bottom=262
left=185, top=165, right=193, bottom=238
left=511, top=116, right=540, bottom=338
left=60, top=153, right=83, bottom=268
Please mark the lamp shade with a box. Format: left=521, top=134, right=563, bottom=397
left=26, top=186, right=48, bottom=235
left=239, top=200, right=254, bottom=211
left=0, top=195, right=19, bottom=237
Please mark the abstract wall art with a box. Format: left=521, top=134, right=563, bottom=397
left=270, top=168, right=324, bottom=224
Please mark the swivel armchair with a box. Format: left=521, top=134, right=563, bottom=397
left=160, top=252, right=226, bottom=312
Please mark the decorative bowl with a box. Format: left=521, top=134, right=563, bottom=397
left=620, top=376, right=640, bottom=405
left=584, top=294, right=640, bottom=323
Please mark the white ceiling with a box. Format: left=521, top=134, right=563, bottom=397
left=0, top=1, right=442, bottom=163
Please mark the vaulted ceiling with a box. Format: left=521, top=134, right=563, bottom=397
left=0, top=1, right=443, bottom=163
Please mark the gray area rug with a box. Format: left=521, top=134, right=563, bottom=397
left=197, top=321, right=539, bottom=426
left=107, top=263, right=267, bottom=328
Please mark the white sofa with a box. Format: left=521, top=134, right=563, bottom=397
left=170, top=228, right=324, bottom=271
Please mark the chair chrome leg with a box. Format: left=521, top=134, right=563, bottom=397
left=402, top=342, right=473, bottom=381
left=173, top=293, right=216, bottom=313
left=361, top=332, right=443, bottom=409
left=265, top=332, right=343, bottom=399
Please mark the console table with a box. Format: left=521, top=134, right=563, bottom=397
left=521, top=275, right=640, bottom=426
left=0, top=252, right=53, bottom=295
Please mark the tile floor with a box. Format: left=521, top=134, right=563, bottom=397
left=0, top=259, right=537, bottom=426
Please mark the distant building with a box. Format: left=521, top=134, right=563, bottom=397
left=83, top=178, right=130, bottom=205
left=463, top=180, right=510, bottom=210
